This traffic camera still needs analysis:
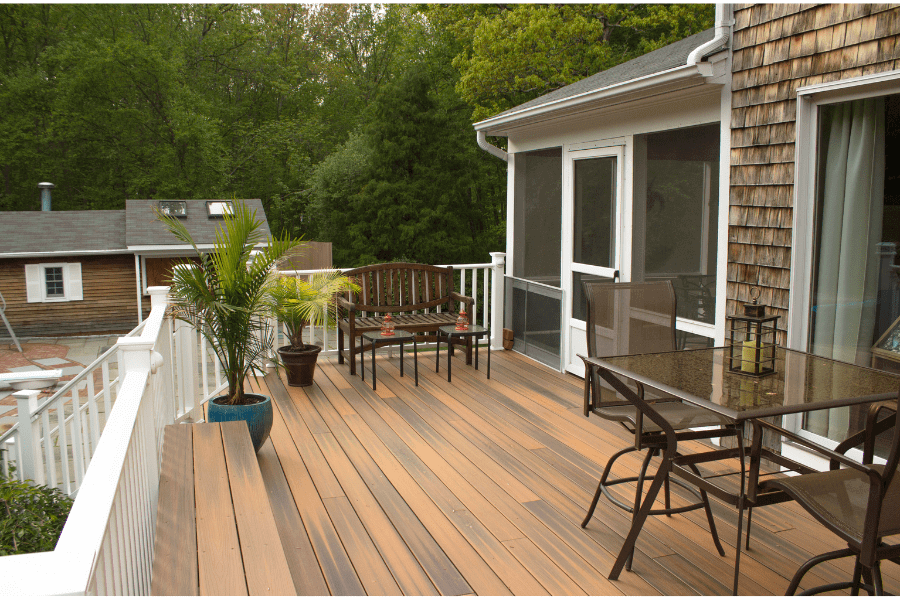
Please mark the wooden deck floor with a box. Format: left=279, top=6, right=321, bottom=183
left=233, top=349, right=900, bottom=596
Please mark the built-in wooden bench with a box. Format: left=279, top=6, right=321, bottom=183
left=337, top=262, right=474, bottom=376
left=150, top=421, right=295, bottom=596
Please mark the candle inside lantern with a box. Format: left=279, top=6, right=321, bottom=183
left=741, top=340, right=757, bottom=373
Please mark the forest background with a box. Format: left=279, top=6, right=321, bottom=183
left=0, top=4, right=713, bottom=266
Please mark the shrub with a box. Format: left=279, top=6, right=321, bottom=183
left=0, top=474, right=73, bottom=556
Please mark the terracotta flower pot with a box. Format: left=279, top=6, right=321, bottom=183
left=278, top=344, right=322, bottom=387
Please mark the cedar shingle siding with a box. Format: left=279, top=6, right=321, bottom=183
left=728, top=3, right=900, bottom=341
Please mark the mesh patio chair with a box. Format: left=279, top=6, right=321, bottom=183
left=753, top=397, right=900, bottom=595
left=578, top=280, right=741, bottom=570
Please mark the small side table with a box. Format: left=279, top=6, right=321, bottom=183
left=361, top=329, right=418, bottom=391
left=437, top=324, right=490, bottom=383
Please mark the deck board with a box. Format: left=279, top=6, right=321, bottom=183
left=159, top=350, right=900, bottom=596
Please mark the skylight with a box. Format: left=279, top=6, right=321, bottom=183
left=206, top=201, right=234, bottom=218
left=158, top=201, right=187, bottom=218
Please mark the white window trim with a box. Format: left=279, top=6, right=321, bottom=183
left=787, top=69, right=900, bottom=352
left=784, top=69, right=900, bottom=450
left=25, top=262, right=84, bottom=303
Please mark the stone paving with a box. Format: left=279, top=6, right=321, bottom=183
left=0, top=336, right=120, bottom=435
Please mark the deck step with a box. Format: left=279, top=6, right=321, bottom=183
left=150, top=421, right=295, bottom=596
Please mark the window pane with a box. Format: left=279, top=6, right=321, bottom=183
left=573, top=157, right=616, bottom=268
left=513, top=148, right=561, bottom=286
left=45, top=266, right=64, bottom=298
left=634, top=124, right=719, bottom=324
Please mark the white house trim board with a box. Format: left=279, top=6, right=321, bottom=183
left=476, top=65, right=718, bottom=136
left=787, top=69, right=900, bottom=351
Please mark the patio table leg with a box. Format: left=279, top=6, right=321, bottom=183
left=400, top=341, right=404, bottom=378
left=372, top=339, right=377, bottom=391
left=360, top=336, right=365, bottom=382
left=448, top=333, right=453, bottom=383
left=413, top=338, right=418, bottom=386
left=487, top=335, right=490, bottom=379
left=436, top=333, right=441, bottom=373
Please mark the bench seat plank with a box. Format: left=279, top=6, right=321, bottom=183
left=220, top=420, right=296, bottom=595
left=151, top=425, right=198, bottom=596
left=192, top=423, right=248, bottom=596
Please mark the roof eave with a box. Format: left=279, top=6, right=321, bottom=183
left=474, top=63, right=708, bottom=136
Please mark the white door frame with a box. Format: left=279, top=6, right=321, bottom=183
left=563, top=143, right=630, bottom=373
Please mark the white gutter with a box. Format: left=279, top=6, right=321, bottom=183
left=687, top=4, right=733, bottom=69
left=0, top=249, right=131, bottom=259
left=477, top=130, right=508, bottom=162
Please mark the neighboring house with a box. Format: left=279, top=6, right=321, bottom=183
left=474, top=4, right=900, bottom=444
left=0, top=197, right=271, bottom=337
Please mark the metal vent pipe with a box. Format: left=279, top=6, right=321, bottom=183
left=38, top=182, right=54, bottom=211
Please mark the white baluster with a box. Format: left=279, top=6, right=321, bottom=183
left=55, top=396, right=71, bottom=494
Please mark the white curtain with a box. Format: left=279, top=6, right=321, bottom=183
left=808, top=97, right=885, bottom=439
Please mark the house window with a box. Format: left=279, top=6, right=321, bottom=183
left=25, top=263, right=83, bottom=303
left=44, top=267, right=65, bottom=298
left=206, top=201, right=234, bottom=218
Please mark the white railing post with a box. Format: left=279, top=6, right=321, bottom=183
left=489, top=252, right=506, bottom=350
left=13, top=390, right=41, bottom=484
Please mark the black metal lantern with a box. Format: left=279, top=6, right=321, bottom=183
left=727, top=287, right=779, bottom=377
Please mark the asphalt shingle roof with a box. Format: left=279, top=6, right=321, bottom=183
left=125, top=199, right=272, bottom=247
left=0, top=199, right=272, bottom=256
left=0, top=210, right=126, bottom=254
left=483, top=28, right=723, bottom=123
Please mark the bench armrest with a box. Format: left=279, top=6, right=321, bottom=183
left=449, top=291, right=474, bottom=310
left=336, top=296, right=357, bottom=313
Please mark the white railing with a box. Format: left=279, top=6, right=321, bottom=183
left=0, top=286, right=224, bottom=595
left=0, top=254, right=508, bottom=595
left=0, top=293, right=226, bottom=494
left=0, top=322, right=145, bottom=491
left=277, top=252, right=507, bottom=353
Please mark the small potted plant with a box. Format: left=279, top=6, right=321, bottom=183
left=159, top=201, right=301, bottom=452
left=267, top=270, right=358, bottom=386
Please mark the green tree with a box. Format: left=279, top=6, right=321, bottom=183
left=427, top=4, right=715, bottom=121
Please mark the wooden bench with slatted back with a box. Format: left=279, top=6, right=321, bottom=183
left=336, top=262, right=474, bottom=376
left=150, top=421, right=295, bottom=596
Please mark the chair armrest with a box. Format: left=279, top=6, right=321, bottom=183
left=752, top=419, right=875, bottom=475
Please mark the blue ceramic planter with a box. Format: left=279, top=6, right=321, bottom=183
left=206, top=394, right=273, bottom=453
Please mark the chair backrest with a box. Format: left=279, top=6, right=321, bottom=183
left=583, top=280, right=677, bottom=359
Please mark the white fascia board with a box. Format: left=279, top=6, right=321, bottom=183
left=474, top=64, right=704, bottom=134
left=0, top=249, right=129, bottom=259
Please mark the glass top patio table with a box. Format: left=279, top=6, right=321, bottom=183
left=584, top=346, right=900, bottom=422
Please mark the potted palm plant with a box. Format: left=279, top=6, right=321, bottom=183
left=159, top=201, right=301, bottom=452
left=267, top=270, right=358, bottom=386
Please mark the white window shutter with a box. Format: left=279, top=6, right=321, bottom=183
left=65, top=263, right=83, bottom=301
left=25, top=265, right=42, bottom=302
